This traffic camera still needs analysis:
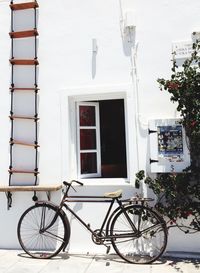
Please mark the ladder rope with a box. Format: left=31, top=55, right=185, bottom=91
left=9, top=0, right=39, bottom=186
left=9, top=5, right=14, bottom=186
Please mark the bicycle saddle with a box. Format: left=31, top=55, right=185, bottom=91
left=104, top=189, right=123, bottom=198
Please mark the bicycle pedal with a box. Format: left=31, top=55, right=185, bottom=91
left=106, top=246, right=110, bottom=254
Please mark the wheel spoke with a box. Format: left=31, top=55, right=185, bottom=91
left=110, top=205, right=167, bottom=264
left=17, top=204, right=70, bottom=259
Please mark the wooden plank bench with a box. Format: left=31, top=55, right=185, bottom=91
left=0, top=184, right=62, bottom=209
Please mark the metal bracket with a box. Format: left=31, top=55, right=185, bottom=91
left=150, top=159, right=159, bottom=164
left=5, top=192, right=12, bottom=210
left=46, top=191, right=51, bottom=201
left=148, top=129, right=157, bottom=134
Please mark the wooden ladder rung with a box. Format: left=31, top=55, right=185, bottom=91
left=9, top=59, right=39, bottom=65
left=10, top=87, right=39, bottom=91
left=8, top=169, right=39, bottom=174
left=10, top=140, right=40, bottom=148
left=10, top=2, right=39, bottom=11
left=9, top=29, right=38, bottom=39
left=9, top=115, right=39, bottom=121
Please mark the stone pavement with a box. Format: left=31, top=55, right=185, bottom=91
left=0, top=249, right=199, bottom=273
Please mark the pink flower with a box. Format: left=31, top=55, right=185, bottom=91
left=167, top=82, right=179, bottom=90
left=191, top=121, right=197, bottom=127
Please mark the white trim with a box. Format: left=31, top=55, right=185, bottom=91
left=59, top=83, right=132, bottom=98
left=76, top=102, right=101, bottom=178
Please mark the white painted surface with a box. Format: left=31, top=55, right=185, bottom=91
left=0, top=0, right=199, bottom=253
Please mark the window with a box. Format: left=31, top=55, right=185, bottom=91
left=77, top=99, right=127, bottom=179
left=77, top=102, right=101, bottom=178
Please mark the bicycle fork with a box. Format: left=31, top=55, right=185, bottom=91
left=39, top=206, right=61, bottom=233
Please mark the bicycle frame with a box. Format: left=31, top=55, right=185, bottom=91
left=40, top=194, right=138, bottom=243
left=39, top=180, right=157, bottom=246
left=64, top=198, right=115, bottom=239
left=60, top=196, right=167, bottom=242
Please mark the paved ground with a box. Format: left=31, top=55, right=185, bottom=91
left=0, top=249, right=199, bottom=273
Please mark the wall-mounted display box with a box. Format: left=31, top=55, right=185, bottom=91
left=149, top=119, right=190, bottom=173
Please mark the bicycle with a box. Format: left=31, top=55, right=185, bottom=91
left=17, top=180, right=168, bottom=264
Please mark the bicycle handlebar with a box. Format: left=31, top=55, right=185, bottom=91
left=63, top=180, right=84, bottom=188
left=71, top=180, right=84, bottom=186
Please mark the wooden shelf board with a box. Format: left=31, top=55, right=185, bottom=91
left=9, top=59, right=39, bottom=65
left=9, top=29, right=38, bottom=39
left=10, top=2, right=39, bottom=11
left=0, top=184, right=62, bottom=192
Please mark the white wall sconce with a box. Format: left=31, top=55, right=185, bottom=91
left=123, top=10, right=136, bottom=35
left=120, top=10, right=136, bottom=43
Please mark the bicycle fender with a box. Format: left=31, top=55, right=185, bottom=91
left=62, top=215, right=71, bottom=252
left=106, top=203, right=148, bottom=235
left=35, top=200, right=58, bottom=207
left=35, top=200, right=68, bottom=220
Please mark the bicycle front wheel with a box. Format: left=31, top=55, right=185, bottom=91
left=110, top=205, right=167, bottom=264
left=17, top=203, right=70, bottom=259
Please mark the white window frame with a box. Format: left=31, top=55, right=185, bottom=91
left=60, top=85, right=138, bottom=185
left=76, top=102, right=101, bottom=178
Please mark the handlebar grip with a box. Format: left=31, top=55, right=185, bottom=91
left=71, top=180, right=84, bottom=186
left=63, top=181, right=71, bottom=187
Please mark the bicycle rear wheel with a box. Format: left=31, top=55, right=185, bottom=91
left=17, top=203, right=70, bottom=259
left=110, top=205, right=167, bottom=264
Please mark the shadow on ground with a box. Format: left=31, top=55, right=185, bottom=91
left=165, top=257, right=200, bottom=271
left=18, top=251, right=170, bottom=265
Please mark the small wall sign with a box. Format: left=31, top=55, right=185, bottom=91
left=172, top=41, right=193, bottom=59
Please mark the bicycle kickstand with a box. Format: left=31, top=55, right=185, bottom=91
left=106, top=245, right=111, bottom=254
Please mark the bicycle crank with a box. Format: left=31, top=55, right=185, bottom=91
left=92, top=229, right=105, bottom=245
left=91, top=229, right=111, bottom=254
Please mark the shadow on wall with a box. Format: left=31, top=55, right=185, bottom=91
left=92, top=38, right=97, bottom=79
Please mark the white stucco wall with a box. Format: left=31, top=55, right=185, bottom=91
left=0, top=0, right=199, bottom=254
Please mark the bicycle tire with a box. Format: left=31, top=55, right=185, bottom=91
left=17, top=203, right=70, bottom=259
left=110, top=204, right=168, bottom=264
